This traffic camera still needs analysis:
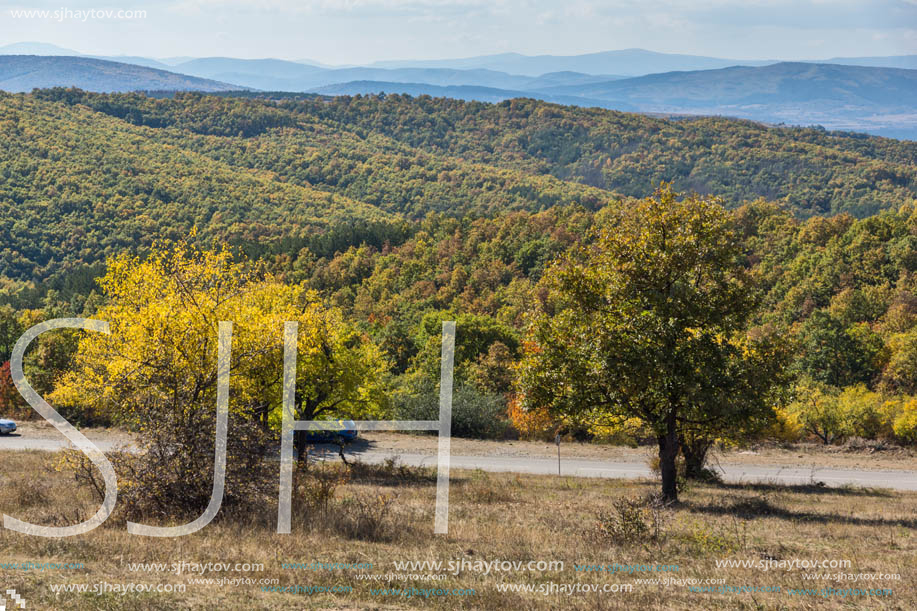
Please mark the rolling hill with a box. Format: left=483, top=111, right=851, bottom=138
left=2, top=54, right=916, bottom=138
left=370, top=49, right=777, bottom=76
left=170, top=57, right=326, bottom=87
left=307, top=81, right=633, bottom=110
left=305, top=62, right=917, bottom=138
left=544, top=62, right=917, bottom=106
left=822, top=55, right=917, bottom=70
left=538, top=62, right=917, bottom=138
left=0, top=87, right=913, bottom=307
left=168, top=57, right=620, bottom=91
left=0, top=56, right=244, bottom=93
left=5, top=89, right=917, bottom=258
left=0, top=42, right=81, bottom=55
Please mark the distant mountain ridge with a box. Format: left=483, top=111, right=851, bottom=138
left=166, top=57, right=624, bottom=91
left=537, top=62, right=917, bottom=138
left=369, top=48, right=777, bottom=76
left=0, top=56, right=244, bottom=93
left=2, top=44, right=916, bottom=138
left=0, top=42, right=80, bottom=55
left=4, top=41, right=916, bottom=76
left=310, top=62, right=917, bottom=139
left=822, top=55, right=917, bottom=70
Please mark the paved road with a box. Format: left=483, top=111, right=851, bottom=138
left=0, top=435, right=121, bottom=452
left=4, top=435, right=916, bottom=491
left=343, top=449, right=917, bottom=491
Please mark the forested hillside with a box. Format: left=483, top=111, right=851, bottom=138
left=29, top=90, right=917, bottom=217
left=3, top=88, right=917, bottom=446
left=1, top=88, right=915, bottom=299
left=295, top=94, right=917, bottom=216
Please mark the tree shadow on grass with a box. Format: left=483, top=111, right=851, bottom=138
left=344, top=457, right=439, bottom=487
left=312, top=437, right=469, bottom=488
left=702, top=479, right=896, bottom=498
left=685, top=496, right=917, bottom=529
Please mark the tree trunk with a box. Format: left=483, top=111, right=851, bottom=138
left=294, top=430, right=309, bottom=466
left=293, top=398, right=319, bottom=466
left=658, top=414, right=679, bottom=503
left=680, top=434, right=711, bottom=480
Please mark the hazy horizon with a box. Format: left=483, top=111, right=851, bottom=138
left=0, top=0, right=914, bottom=66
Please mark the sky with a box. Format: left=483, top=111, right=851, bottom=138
left=1, top=0, right=915, bottom=65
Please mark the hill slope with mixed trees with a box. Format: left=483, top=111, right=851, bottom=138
left=2, top=89, right=917, bottom=448
left=1, top=88, right=915, bottom=303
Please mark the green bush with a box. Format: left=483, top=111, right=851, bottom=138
left=893, top=398, right=917, bottom=443
left=395, top=378, right=509, bottom=439
left=787, top=382, right=911, bottom=444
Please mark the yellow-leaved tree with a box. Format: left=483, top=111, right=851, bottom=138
left=51, top=241, right=389, bottom=521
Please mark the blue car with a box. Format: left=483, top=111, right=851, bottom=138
left=0, top=418, right=17, bottom=435
left=303, top=419, right=358, bottom=444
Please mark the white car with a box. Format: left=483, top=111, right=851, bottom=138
left=0, top=418, right=16, bottom=435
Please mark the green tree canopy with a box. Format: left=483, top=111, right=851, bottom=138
left=518, top=186, right=788, bottom=501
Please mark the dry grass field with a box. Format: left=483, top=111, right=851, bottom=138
left=0, top=450, right=913, bottom=610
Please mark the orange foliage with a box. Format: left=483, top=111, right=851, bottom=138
left=507, top=395, right=557, bottom=441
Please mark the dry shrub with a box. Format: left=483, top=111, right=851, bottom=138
left=56, top=416, right=278, bottom=524
left=286, top=462, right=421, bottom=543
left=592, top=494, right=670, bottom=544
left=55, top=437, right=422, bottom=543
left=15, top=478, right=51, bottom=508
left=55, top=448, right=113, bottom=504
left=295, top=461, right=350, bottom=517
left=680, top=520, right=739, bottom=555
left=331, top=492, right=396, bottom=542
left=460, top=469, right=519, bottom=504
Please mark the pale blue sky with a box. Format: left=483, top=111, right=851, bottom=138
left=1, top=0, right=915, bottom=64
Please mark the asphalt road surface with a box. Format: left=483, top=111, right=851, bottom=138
left=346, top=450, right=917, bottom=491
left=3, top=434, right=916, bottom=491
left=0, top=435, right=121, bottom=453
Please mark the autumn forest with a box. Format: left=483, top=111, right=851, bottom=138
left=2, top=88, right=917, bottom=466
